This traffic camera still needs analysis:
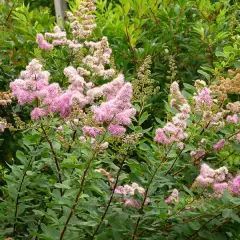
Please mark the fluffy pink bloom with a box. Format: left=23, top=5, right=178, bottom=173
left=190, top=148, right=206, bottom=160
left=200, top=164, right=215, bottom=178
left=170, top=81, right=187, bottom=109
left=36, top=34, right=53, bottom=51
left=82, top=126, right=103, bottom=138
left=114, top=183, right=148, bottom=208
left=115, top=108, right=136, bottom=125
left=52, top=39, right=67, bottom=46
left=213, top=182, right=228, bottom=194
left=226, top=114, right=239, bottom=123
left=101, top=74, right=125, bottom=100
left=154, top=128, right=170, bottom=145
left=10, top=59, right=50, bottom=105
left=30, top=108, right=47, bottom=120
left=108, top=124, right=126, bottom=137
left=213, top=139, right=225, bottom=152
left=54, top=92, right=72, bottom=118
left=123, top=198, right=140, bottom=207
left=93, top=83, right=135, bottom=125
left=196, top=87, right=212, bottom=106
left=165, top=189, right=179, bottom=204
left=195, top=175, right=214, bottom=186
left=230, top=176, right=240, bottom=195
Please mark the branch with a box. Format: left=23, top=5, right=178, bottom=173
left=91, top=154, right=127, bottom=239
left=131, top=144, right=174, bottom=239
left=58, top=153, right=97, bottom=240
left=41, top=125, right=63, bottom=196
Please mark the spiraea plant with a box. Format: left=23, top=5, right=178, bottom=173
left=0, top=1, right=240, bottom=240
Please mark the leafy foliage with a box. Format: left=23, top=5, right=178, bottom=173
left=0, top=0, right=240, bottom=240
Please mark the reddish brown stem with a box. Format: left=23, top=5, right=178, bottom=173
left=41, top=125, right=63, bottom=196
left=58, top=153, right=96, bottom=240
left=91, top=155, right=127, bottom=239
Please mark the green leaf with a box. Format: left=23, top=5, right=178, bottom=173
left=197, top=70, right=210, bottom=81
left=139, top=143, right=151, bottom=151
left=165, top=105, right=179, bottom=114
left=222, top=209, right=232, bottom=218
left=189, top=221, right=201, bottom=230
left=139, top=112, right=149, bottom=125
left=54, top=183, right=71, bottom=189
left=215, top=51, right=226, bottom=58
left=182, top=184, right=194, bottom=197
left=231, top=213, right=240, bottom=223
left=183, top=83, right=196, bottom=92
left=16, top=150, right=27, bottom=164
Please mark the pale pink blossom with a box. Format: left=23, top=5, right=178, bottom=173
left=82, top=126, right=103, bottom=138
left=213, top=182, right=228, bottom=194
left=226, top=114, right=239, bottom=123
left=213, top=139, right=225, bottom=152
left=108, top=124, right=126, bottom=137
left=30, top=108, right=46, bottom=120
left=165, top=189, right=179, bottom=204
left=36, top=34, right=53, bottom=51
left=196, top=87, right=212, bottom=106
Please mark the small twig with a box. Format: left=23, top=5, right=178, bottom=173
left=188, top=214, right=221, bottom=240
left=91, top=154, right=127, bottom=239
left=58, top=153, right=97, bottom=240
left=216, top=151, right=236, bottom=166
left=165, top=147, right=184, bottom=176
left=6, top=3, right=15, bottom=22
left=227, top=130, right=240, bottom=140
left=125, top=24, right=137, bottom=73
left=67, top=130, right=77, bottom=153
left=41, top=125, right=63, bottom=196
left=13, top=171, right=27, bottom=233
left=131, top=144, right=174, bottom=240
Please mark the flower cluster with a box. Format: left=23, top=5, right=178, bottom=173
left=213, top=139, right=225, bottom=152
left=169, top=81, right=187, bottom=109
left=10, top=59, right=50, bottom=105
left=154, top=82, right=190, bottom=145
left=211, top=69, right=240, bottom=101
left=36, top=0, right=97, bottom=51
left=114, top=183, right=148, bottom=208
left=0, top=91, right=12, bottom=106
left=165, top=189, right=179, bottom=204
left=0, top=118, right=7, bottom=132
left=83, top=37, right=115, bottom=79
left=67, top=0, right=96, bottom=39
left=92, top=82, right=136, bottom=137
left=195, top=164, right=240, bottom=197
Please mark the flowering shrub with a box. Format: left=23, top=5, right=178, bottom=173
left=0, top=0, right=240, bottom=240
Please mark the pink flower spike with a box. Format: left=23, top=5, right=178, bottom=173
left=213, top=139, right=225, bottom=152
left=108, top=124, right=126, bottom=137
left=154, top=128, right=170, bottom=145
left=82, top=126, right=103, bottom=138
left=230, top=175, right=240, bottom=195
left=165, top=189, right=179, bottom=204
left=196, top=87, right=212, bottom=106
left=31, top=108, right=46, bottom=120
left=36, top=34, right=53, bottom=51
left=226, top=114, right=239, bottom=123
left=123, top=198, right=139, bottom=208
left=213, top=182, right=228, bottom=194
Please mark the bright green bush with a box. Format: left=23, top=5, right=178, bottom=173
left=0, top=0, right=240, bottom=240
